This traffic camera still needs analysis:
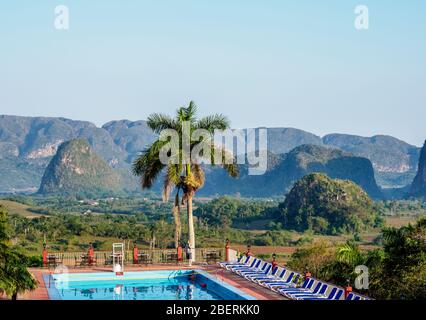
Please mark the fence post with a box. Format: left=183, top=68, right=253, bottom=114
left=345, top=279, right=353, bottom=299
left=225, top=239, right=230, bottom=262
left=42, top=244, right=48, bottom=268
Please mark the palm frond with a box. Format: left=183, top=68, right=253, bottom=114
left=177, top=101, right=198, bottom=123
left=132, top=140, right=168, bottom=189
left=210, top=144, right=240, bottom=178
left=336, top=242, right=361, bottom=265
left=185, top=101, right=198, bottom=121
left=196, top=114, right=230, bottom=133
left=147, top=113, right=179, bottom=134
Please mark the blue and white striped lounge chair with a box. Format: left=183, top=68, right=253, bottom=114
left=219, top=255, right=248, bottom=268
left=291, top=283, right=329, bottom=300
left=268, top=273, right=302, bottom=291
left=226, top=257, right=257, bottom=271
left=262, top=272, right=301, bottom=291
left=235, top=259, right=264, bottom=275
left=244, top=263, right=273, bottom=281
left=345, top=292, right=367, bottom=300
left=277, top=278, right=316, bottom=298
left=284, top=281, right=324, bottom=299
left=222, top=255, right=252, bottom=269
left=254, top=267, right=286, bottom=284
left=231, top=258, right=260, bottom=273
left=237, top=260, right=268, bottom=276
left=345, top=292, right=355, bottom=300
left=303, top=287, right=344, bottom=300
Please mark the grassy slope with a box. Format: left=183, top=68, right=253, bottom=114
left=0, top=199, right=45, bottom=218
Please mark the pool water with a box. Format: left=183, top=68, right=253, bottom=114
left=44, top=270, right=255, bottom=300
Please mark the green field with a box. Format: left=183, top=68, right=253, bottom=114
left=0, top=199, right=46, bottom=218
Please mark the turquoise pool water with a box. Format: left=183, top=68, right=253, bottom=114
left=44, top=270, right=255, bottom=300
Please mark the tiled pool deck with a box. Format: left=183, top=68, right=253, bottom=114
left=21, top=265, right=286, bottom=300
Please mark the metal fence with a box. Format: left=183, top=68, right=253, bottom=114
left=47, top=247, right=225, bottom=267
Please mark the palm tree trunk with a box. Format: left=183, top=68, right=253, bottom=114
left=172, top=201, right=181, bottom=248
left=12, top=292, right=18, bottom=300
left=187, top=194, right=195, bottom=262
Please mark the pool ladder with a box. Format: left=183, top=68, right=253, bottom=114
left=168, top=269, right=184, bottom=281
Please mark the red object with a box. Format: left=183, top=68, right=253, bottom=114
left=345, top=286, right=353, bottom=298
left=88, top=246, right=94, bottom=265
left=42, top=248, right=48, bottom=267
left=133, top=246, right=139, bottom=264
left=177, top=246, right=183, bottom=262
left=272, top=260, right=278, bottom=270
left=225, top=241, right=230, bottom=262
left=201, top=283, right=207, bottom=288
left=305, top=272, right=312, bottom=279
left=116, top=272, right=124, bottom=276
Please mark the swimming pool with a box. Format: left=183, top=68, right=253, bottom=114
left=44, top=270, right=256, bottom=300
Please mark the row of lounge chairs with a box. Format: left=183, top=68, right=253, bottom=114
left=219, top=255, right=369, bottom=300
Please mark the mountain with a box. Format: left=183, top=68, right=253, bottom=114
left=266, top=128, right=323, bottom=154
left=0, top=115, right=156, bottom=193
left=276, top=173, right=380, bottom=234
left=102, top=120, right=157, bottom=163
left=0, top=115, right=421, bottom=195
left=271, top=144, right=382, bottom=198
left=0, top=115, right=128, bottom=166
left=323, top=134, right=420, bottom=188
left=38, top=139, right=122, bottom=197
left=0, top=157, right=45, bottom=193
left=410, top=141, right=426, bottom=199
left=200, top=144, right=383, bottom=199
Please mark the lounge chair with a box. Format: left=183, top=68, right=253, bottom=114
left=345, top=292, right=355, bottom=300
left=345, top=292, right=365, bottom=300
left=219, top=255, right=248, bottom=268
left=261, top=271, right=301, bottom=291
left=229, top=258, right=260, bottom=272
left=282, top=281, right=323, bottom=299
left=258, top=270, right=291, bottom=287
left=291, top=283, right=329, bottom=300
left=225, top=257, right=256, bottom=271
left=303, top=287, right=344, bottom=300
left=238, top=262, right=269, bottom=278
left=244, top=264, right=273, bottom=281
left=268, top=273, right=301, bottom=291
left=235, top=260, right=266, bottom=276
left=277, top=278, right=316, bottom=298
left=254, top=267, right=286, bottom=283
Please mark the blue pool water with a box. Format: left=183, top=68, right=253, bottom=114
left=44, top=270, right=255, bottom=300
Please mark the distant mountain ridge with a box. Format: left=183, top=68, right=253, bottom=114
left=0, top=114, right=421, bottom=195
left=200, top=144, right=382, bottom=199
left=323, top=134, right=420, bottom=188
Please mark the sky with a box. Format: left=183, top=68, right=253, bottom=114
left=0, top=1, right=425, bottom=146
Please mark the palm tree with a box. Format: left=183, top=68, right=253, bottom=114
left=336, top=241, right=363, bottom=266
left=132, top=101, right=238, bottom=260
left=0, top=250, right=38, bottom=300
left=0, top=206, right=37, bottom=300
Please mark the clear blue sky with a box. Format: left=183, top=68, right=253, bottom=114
left=0, top=1, right=425, bottom=146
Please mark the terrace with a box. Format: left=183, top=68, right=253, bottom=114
left=18, top=246, right=368, bottom=301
